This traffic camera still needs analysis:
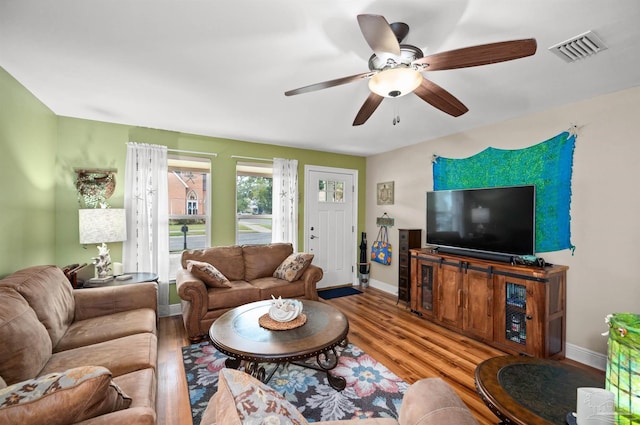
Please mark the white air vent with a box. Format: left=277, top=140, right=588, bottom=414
left=548, top=30, right=608, bottom=62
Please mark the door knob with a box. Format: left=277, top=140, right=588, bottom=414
left=310, top=235, right=319, bottom=239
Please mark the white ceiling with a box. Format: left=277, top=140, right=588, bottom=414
left=2, top=1, right=639, bottom=156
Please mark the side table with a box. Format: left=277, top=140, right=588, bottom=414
left=475, top=355, right=605, bottom=425
left=83, top=272, right=159, bottom=288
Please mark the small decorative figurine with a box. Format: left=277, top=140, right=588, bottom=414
left=269, top=296, right=303, bottom=322
left=92, top=243, right=112, bottom=278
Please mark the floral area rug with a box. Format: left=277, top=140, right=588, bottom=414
left=182, top=341, right=408, bottom=424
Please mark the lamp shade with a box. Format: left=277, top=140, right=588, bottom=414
left=79, top=208, right=127, bottom=244
left=605, top=313, right=640, bottom=425
left=368, top=67, right=423, bottom=98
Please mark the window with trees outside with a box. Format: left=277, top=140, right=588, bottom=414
left=236, top=162, right=272, bottom=245
left=168, top=156, right=211, bottom=280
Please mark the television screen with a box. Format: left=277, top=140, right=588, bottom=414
left=426, top=185, right=536, bottom=257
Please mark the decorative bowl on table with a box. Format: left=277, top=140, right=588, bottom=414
left=269, top=296, right=303, bottom=322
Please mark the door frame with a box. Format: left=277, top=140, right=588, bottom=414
left=304, top=165, right=359, bottom=286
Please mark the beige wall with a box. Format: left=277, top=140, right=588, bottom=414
left=366, top=86, right=640, bottom=361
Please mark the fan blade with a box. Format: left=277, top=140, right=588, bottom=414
left=357, top=14, right=401, bottom=58
left=285, top=71, right=375, bottom=96
left=413, top=79, right=468, bottom=117
left=353, top=92, right=384, bottom=126
left=414, top=39, right=537, bottom=71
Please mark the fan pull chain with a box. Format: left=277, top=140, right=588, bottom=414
left=392, top=105, right=400, bottom=126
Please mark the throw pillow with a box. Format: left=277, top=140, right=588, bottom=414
left=187, top=260, right=231, bottom=288
left=0, top=365, right=131, bottom=425
left=273, top=253, right=314, bottom=282
left=215, top=368, right=308, bottom=425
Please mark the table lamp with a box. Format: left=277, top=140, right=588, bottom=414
left=605, top=312, right=640, bottom=425
left=79, top=208, right=127, bottom=278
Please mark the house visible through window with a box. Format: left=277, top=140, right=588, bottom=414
left=168, top=156, right=211, bottom=280
left=187, top=191, right=198, bottom=215
left=236, top=162, right=272, bottom=245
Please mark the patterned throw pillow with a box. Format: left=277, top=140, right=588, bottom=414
left=0, top=366, right=131, bottom=425
left=215, top=368, right=308, bottom=425
left=187, top=260, right=231, bottom=288
left=273, top=253, right=314, bottom=282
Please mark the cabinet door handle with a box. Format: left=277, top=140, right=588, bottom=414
left=526, top=315, right=533, bottom=320
left=457, top=289, right=462, bottom=307
left=487, top=297, right=491, bottom=317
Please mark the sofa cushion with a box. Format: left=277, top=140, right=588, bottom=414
left=215, top=368, right=308, bottom=425
left=182, top=245, right=245, bottom=281
left=0, top=265, right=75, bottom=348
left=187, top=260, right=231, bottom=288
left=243, top=243, right=293, bottom=281
left=0, top=365, right=131, bottom=425
left=41, top=333, right=157, bottom=378
left=54, top=307, right=157, bottom=352
left=206, top=281, right=261, bottom=310
left=273, top=253, right=314, bottom=282
left=91, top=368, right=157, bottom=425
left=251, top=277, right=306, bottom=299
left=0, top=287, right=52, bottom=385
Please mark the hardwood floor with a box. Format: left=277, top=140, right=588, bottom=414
left=156, top=287, right=596, bottom=425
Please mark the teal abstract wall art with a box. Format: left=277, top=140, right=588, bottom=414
left=433, top=131, right=576, bottom=253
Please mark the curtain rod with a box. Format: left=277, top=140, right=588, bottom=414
left=231, top=155, right=273, bottom=162
left=167, top=148, right=218, bottom=157
left=126, top=143, right=218, bottom=157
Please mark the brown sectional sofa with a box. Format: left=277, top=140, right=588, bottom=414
left=0, top=265, right=158, bottom=425
left=176, top=243, right=323, bottom=341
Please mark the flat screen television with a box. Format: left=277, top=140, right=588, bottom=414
left=426, top=185, right=536, bottom=259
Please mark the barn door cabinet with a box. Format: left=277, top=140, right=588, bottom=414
left=410, top=248, right=568, bottom=359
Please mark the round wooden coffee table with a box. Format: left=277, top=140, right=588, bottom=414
left=475, top=355, right=605, bottom=425
left=209, top=299, right=349, bottom=390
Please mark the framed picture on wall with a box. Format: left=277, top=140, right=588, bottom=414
left=377, top=181, right=394, bottom=205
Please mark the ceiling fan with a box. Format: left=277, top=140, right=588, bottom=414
left=284, top=14, right=537, bottom=126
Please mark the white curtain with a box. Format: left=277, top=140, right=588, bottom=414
left=272, top=158, right=298, bottom=250
left=123, top=142, right=170, bottom=313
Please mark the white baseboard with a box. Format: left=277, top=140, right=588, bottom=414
left=365, top=278, right=398, bottom=296
left=159, top=303, right=182, bottom=318
left=565, top=342, right=607, bottom=370
left=367, top=279, right=607, bottom=370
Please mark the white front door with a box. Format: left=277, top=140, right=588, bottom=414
left=305, top=166, right=357, bottom=289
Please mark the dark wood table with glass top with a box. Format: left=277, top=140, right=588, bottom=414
left=475, top=355, right=605, bottom=425
left=83, top=272, right=159, bottom=288
left=209, top=299, right=349, bottom=390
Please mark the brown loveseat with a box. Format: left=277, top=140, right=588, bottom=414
left=200, top=368, right=479, bottom=425
left=176, top=243, right=323, bottom=341
left=0, top=265, right=158, bottom=425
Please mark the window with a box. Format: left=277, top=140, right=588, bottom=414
left=318, top=179, right=344, bottom=203
left=236, top=162, right=272, bottom=245
left=168, top=156, right=211, bottom=280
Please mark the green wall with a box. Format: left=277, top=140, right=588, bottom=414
left=55, top=119, right=366, bottom=266
left=1, top=67, right=367, bottom=302
left=0, top=67, right=58, bottom=276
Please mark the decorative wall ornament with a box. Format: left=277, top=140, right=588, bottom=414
left=433, top=130, right=576, bottom=253
left=377, top=181, right=394, bottom=205
left=75, top=168, right=117, bottom=208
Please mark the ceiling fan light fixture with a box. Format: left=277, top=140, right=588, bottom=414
left=368, top=67, right=423, bottom=98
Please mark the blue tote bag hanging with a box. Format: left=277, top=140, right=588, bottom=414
left=371, top=226, right=392, bottom=265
